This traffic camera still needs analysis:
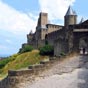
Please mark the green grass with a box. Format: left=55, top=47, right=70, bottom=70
left=0, top=50, right=48, bottom=79
left=0, top=54, right=18, bottom=69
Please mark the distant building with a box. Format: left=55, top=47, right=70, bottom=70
left=21, top=6, right=88, bottom=56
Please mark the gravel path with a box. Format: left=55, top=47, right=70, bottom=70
left=18, top=55, right=88, bottom=88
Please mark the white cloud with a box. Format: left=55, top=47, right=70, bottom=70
left=0, top=1, right=37, bottom=34
left=38, top=0, right=75, bottom=21
left=6, top=39, right=12, bottom=44
left=0, top=1, right=38, bottom=55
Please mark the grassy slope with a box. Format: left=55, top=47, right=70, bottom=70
left=0, top=50, right=48, bottom=79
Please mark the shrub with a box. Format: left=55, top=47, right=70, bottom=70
left=0, top=59, right=10, bottom=69
left=0, top=54, right=18, bottom=69
left=39, top=44, right=54, bottom=55
left=19, top=45, right=33, bottom=53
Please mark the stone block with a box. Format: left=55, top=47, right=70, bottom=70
left=28, top=64, right=44, bottom=70
left=8, top=69, right=34, bottom=76
left=40, top=60, right=51, bottom=66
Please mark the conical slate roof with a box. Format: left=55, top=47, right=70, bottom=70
left=79, top=18, right=84, bottom=24
left=65, top=6, right=76, bottom=16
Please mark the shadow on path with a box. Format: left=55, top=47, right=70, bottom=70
left=78, top=55, right=88, bottom=88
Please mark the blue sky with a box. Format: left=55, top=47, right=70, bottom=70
left=0, top=0, right=88, bottom=56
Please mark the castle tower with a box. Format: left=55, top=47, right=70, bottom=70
left=39, top=12, right=48, bottom=27
left=64, top=6, right=77, bottom=27
left=35, top=12, right=48, bottom=48
left=36, top=12, right=48, bottom=40
left=37, top=12, right=48, bottom=29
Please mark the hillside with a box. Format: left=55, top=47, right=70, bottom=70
left=14, top=55, right=88, bottom=88
left=0, top=50, right=48, bottom=80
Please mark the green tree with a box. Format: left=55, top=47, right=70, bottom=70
left=19, top=45, right=33, bottom=53
left=39, top=44, right=54, bottom=56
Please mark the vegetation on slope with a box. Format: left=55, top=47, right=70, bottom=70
left=39, top=44, right=54, bottom=56
left=0, top=54, right=18, bottom=69
left=0, top=50, right=48, bottom=79
left=19, top=45, right=33, bottom=54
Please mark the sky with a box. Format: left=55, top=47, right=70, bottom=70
left=0, top=0, right=88, bottom=56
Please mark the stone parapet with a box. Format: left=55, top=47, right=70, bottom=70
left=8, top=69, right=34, bottom=76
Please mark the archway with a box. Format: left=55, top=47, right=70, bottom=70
left=45, top=34, right=48, bottom=45
left=79, top=38, right=88, bottom=55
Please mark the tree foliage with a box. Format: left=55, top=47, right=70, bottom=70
left=39, top=44, right=54, bottom=55
left=0, top=54, right=18, bottom=69
left=19, top=45, right=33, bottom=53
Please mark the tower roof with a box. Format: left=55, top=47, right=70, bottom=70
left=65, top=6, right=76, bottom=16
left=79, top=18, right=84, bottom=24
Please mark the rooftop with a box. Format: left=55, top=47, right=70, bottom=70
left=65, top=6, right=76, bottom=16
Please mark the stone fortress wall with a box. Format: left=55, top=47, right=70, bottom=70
left=25, top=6, right=77, bottom=55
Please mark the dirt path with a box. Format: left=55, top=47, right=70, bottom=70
left=18, top=55, right=88, bottom=88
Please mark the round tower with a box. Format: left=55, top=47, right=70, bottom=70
left=64, top=6, right=77, bottom=27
